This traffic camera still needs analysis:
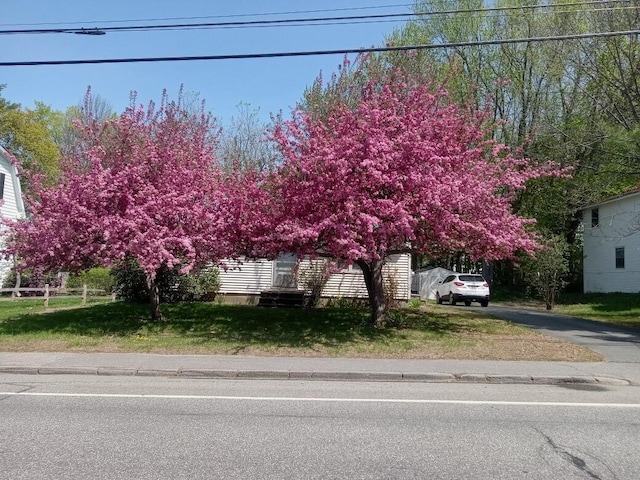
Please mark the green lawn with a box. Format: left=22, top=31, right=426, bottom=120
left=0, top=298, right=600, bottom=361
left=554, top=292, right=640, bottom=329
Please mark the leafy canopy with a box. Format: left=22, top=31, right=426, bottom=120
left=264, top=57, right=563, bottom=264
left=5, top=91, right=242, bottom=280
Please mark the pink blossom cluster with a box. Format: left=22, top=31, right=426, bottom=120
left=4, top=68, right=564, bottom=295
left=5, top=95, right=242, bottom=279
left=263, top=70, right=563, bottom=263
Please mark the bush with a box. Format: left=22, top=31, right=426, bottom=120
left=66, top=267, right=115, bottom=293
left=408, top=298, right=422, bottom=308
left=296, top=260, right=338, bottom=308
left=161, top=267, right=220, bottom=303
left=522, top=234, right=569, bottom=310
left=329, top=296, right=368, bottom=310
left=112, top=258, right=220, bottom=303
left=112, top=258, right=149, bottom=303
left=2, top=268, right=61, bottom=290
left=384, top=268, right=400, bottom=309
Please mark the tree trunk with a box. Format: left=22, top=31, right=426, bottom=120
left=146, top=274, right=162, bottom=322
left=357, top=259, right=387, bottom=328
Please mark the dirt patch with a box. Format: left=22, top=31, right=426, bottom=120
left=442, top=334, right=603, bottom=361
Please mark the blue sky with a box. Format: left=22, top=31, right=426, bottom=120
left=1, top=1, right=411, bottom=126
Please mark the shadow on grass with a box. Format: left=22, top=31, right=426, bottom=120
left=0, top=301, right=468, bottom=349
left=0, top=302, right=150, bottom=336
left=558, top=292, right=640, bottom=312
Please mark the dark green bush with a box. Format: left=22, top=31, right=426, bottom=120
left=112, top=258, right=149, bottom=303
left=112, top=258, right=220, bottom=303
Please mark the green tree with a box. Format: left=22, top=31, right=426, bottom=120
left=0, top=88, right=61, bottom=183
left=523, top=235, right=569, bottom=310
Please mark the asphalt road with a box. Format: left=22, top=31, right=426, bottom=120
left=485, top=306, right=640, bottom=363
left=1, top=375, right=639, bottom=479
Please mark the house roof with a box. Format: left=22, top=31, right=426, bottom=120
left=581, top=188, right=640, bottom=211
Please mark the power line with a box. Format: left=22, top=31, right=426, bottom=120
left=1, top=29, right=638, bottom=67
left=1, top=0, right=637, bottom=35
left=0, top=4, right=414, bottom=28
left=0, top=12, right=416, bottom=35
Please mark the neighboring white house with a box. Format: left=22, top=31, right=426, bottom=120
left=218, top=253, right=412, bottom=303
left=0, top=146, right=26, bottom=283
left=582, top=189, right=640, bottom=293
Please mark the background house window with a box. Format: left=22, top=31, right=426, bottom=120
left=0, top=173, right=5, bottom=200
left=591, top=208, right=599, bottom=227
left=615, top=247, right=625, bottom=269
left=273, top=253, right=298, bottom=288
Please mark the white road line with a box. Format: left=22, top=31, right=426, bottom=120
left=1, top=391, right=640, bottom=408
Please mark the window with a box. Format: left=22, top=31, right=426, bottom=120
left=0, top=173, right=5, bottom=200
left=616, top=247, right=625, bottom=269
left=459, top=275, right=485, bottom=282
left=273, top=253, right=297, bottom=288
left=591, top=208, right=599, bottom=228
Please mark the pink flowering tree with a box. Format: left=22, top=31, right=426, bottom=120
left=4, top=92, right=244, bottom=321
left=266, top=62, right=564, bottom=327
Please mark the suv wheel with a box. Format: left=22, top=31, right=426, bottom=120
left=450, top=294, right=457, bottom=306
left=480, top=300, right=489, bottom=307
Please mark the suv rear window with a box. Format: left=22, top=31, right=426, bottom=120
left=459, top=275, right=485, bottom=282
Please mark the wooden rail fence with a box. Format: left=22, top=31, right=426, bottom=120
left=0, top=284, right=114, bottom=307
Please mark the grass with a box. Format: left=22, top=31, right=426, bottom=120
left=0, top=298, right=601, bottom=361
left=554, top=292, right=640, bottom=329
left=492, top=291, right=640, bottom=329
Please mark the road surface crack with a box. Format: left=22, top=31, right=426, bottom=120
left=535, top=428, right=617, bottom=480
left=0, top=383, right=35, bottom=402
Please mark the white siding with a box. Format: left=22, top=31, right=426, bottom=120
left=218, top=258, right=273, bottom=294
left=219, top=254, right=412, bottom=300
left=320, top=254, right=411, bottom=300
left=583, top=192, right=640, bottom=293
left=0, top=147, right=25, bottom=284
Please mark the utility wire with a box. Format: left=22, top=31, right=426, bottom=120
left=0, top=12, right=415, bottom=35
left=0, top=3, right=414, bottom=27
left=1, top=29, right=638, bottom=67
left=0, top=0, right=637, bottom=35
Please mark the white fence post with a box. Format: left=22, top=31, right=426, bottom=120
left=82, top=284, right=87, bottom=306
left=44, top=284, right=50, bottom=308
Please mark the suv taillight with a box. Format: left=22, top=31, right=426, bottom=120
left=483, top=283, right=489, bottom=287
left=453, top=281, right=464, bottom=286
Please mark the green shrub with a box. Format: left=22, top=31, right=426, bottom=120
left=330, top=296, right=368, bottom=310
left=66, top=268, right=115, bottom=293
left=112, top=258, right=149, bottom=303
left=112, top=258, right=220, bottom=303
left=2, top=268, right=60, bottom=289
left=408, top=298, right=422, bottom=308
left=162, top=267, right=220, bottom=303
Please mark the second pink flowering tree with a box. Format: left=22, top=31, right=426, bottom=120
left=266, top=60, right=563, bottom=327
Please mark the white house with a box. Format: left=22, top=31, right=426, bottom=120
left=218, top=253, right=412, bottom=304
left=582, top=189, right=640, bottom=293
left=0, top=146, right=26, bottom=283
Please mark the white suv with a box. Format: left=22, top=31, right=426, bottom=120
left=435, top=274, right=490, bottom=307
